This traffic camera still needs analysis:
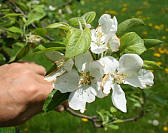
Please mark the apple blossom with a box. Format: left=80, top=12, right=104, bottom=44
left=90, top=14, right=120, bottom=54
left=98, top=54, right=154, bottom=112
left=53, top=51, right=104, bottom=113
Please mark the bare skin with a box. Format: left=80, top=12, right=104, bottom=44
left=0, top=62, right=53, bottom=127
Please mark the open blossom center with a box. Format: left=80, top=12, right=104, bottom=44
left=79, top=72, right=92, bottom=86
left=55, top=59, right=65, bottom=68
left=112, top=72, right=129, bottom=84
left=93, top=26, right=106, bottom=46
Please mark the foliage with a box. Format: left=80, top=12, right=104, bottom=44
left=0, top=0, right=168, bottom=133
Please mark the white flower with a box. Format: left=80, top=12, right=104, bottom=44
left=49, top=5, right=56, bottom=11
left=98, top=54, right=154, bottom=112
left=44, top=51, right=74, bottom=82
left=90, top=14, right=120, bottom=54
left=53, top=51, right=104, bottom=113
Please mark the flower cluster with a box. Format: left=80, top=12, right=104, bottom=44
left=45, top=14, right=154, bottom=113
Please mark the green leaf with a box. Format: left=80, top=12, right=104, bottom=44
left=43, top=90, right=69, bottom=112
left=43, top=41, right=65, bottom=48
left=46, top=22, right=69, bottom=30
left=45, top=51, right=64, bottom=63
left=144, top=39, right=163, bottom=49
left=9, top=44, right=30, bottom=63
left=32, top=28, right=48, bottom=37
left=68, top=11, right=96, bottom=26
left=120, top=32, right=146, bottom=55
left=110, top=107, right=117, bottom=113
left=3, top=13, right=23, bottom=17
left=69, top=17, right=85, bottom=26
left=117, top=18, right=145, bottom=37
left=143, top=60, right=162, bottom=70
left=0, top=17, right=15, bottom=28
left=65, top=28, right=91, bottom=58
left=105, top=124, right=119, bottom=130
left=83, top=11, right=96, bottom=24
left=25, top=5, right=46, bottom=26
left=33, top=46, right=65, bottom=54
left=112, top=120, right=123, bottom=124
left=7, top=26, right=23, bottom=34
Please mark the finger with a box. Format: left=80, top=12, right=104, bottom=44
left=33, top=74, right=54, bottom=101
left=24, top=62, right=46, bottom=76
left=9, top=62, right=46, bottom=76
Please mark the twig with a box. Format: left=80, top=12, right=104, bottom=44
left=61, top=90, right=146, bottom=128
left=65, top=107, right=103, bottom=128
left=122, top=90, right=146, bottom=123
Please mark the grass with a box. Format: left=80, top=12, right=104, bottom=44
left=3, top=0, right=168, bottom=132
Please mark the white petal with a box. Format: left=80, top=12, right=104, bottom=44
left=91, top=29, right=97, bottom=42
left=63, top=59, right=74, bottom=72
left=44, top=69, right=65, bottom=82
left=89, top=61, right=104, bottom=79
left=99, top=14, right=118, bottom=34
left=90, top=43, right=108, bottom=54
left=112, top=84, right=127, bottom=112
left=124, top=69, right=154, bottom=89
left=84, top=86, right=96, bottom=103
left=124, top=76, right=146, bottom=88
left=108, top=34, right=120, bottom=52
left=110, top=16, right=118, bottom=33
left=53, top=69, right=79, bottom=93
left=68, top=86, right=96, bottom=113
left=102, top=75, right=113, bottom=94
left=68, top=89, right=86, bottom=113
left=75, top=51, right=93, bottom=72
left=138, top=69, right=154, bottom=88
left=91, top=80, right=107, bottom=98
left=90, top=28, right=108, bottom=54
left=98, top=56, right=119, bottom=74
left=118, top=54, right=143, bottom=76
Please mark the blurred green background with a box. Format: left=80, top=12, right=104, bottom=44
left=1, top=0, right=168, bottom=132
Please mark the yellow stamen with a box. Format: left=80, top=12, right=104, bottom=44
left=102, top=73, right=110, bottom=86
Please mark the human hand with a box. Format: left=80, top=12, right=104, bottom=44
left=0, top=62, right=53, bottom=127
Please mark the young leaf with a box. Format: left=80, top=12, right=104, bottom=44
left=68, top=11, right=96, bottom=26
left=43, top=90, right=69, bottom=112
left=7, top=26, right=23, bottom=34
left=143, top=60, right=162, bottom=70
left=105, top=124, right=119, bottom=130
left=32, top=28, right=48, bottom=37
left=65, top=28, right=91, bottom=58
left=68, top=17, right=85, bottom=26
left=25, top=5, right=46, bottom=26
left=117, top=18, right=145, bottom=37
left=45, top=51, right=64, bottom=63
left=0, top=17, right=15, bottom=28
left=3, top=13, right=23, bottom=17
left=9, top=44, right=30, bottom=63
left=83, top=11, right=96, bottom=24
left=33, top=46, right=65, bottom=54
left=120, top=32, right=146, bottom=55
left=144, top=39, right=163, bottom=49
left=43, top=41, right=65, bottom=48
left=3, top=13, right=23, bottom=18
left=46, top=22, right=70, bottom=30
